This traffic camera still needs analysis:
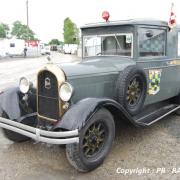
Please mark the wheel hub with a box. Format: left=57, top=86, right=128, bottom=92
left=83, top=122, right=105, bottom=157
left=127, top=77, right=141, bottom=106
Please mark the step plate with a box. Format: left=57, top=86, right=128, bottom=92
left=134, top=104, right=180, bottom=126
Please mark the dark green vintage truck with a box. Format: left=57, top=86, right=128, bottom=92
left=0, top=19, right=180, bottom=172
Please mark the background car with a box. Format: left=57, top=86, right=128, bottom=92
left=40, top=45, right=51, bottom=55
left=63, top=44, right=78, bottom=54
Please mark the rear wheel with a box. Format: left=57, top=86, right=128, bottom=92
left=66, top=108, right=115, bottom=172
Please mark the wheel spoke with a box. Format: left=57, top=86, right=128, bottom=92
left=82, top=121, right=106, bottom=158
left=129, top=99, right=133, bottom=104
left=98, top=137, right=104, bottom=143
left=99, top=129, right=105, bottom=135
left=126, top=76, right=142, bottom=106
left=85, top=147, right=91, bottom=156
left=132, top=78, right=136, bottom=86
left=97, top=123, right=102, bottom=130
left=134, top=81, right=139, bottom=88
left=83, top=142, right=88, bottom=148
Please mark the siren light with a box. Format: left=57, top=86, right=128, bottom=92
left=102, top=11, right=110, bottom=22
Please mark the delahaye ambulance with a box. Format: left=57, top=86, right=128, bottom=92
left=0, top=11, right=180, bottom=171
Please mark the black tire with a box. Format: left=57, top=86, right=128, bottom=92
left=116, top=66, right=147, bottom=115
left=2, top=112, right=36, bottom=143
left=66, top=108, right=115, bottom=172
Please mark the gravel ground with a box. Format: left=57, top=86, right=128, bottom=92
left=0, top=114, right=179, bottom=180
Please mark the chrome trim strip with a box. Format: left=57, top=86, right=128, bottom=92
left=143, top=65, right=179, bottom=70
left=37, top=114, right=58, bottom=122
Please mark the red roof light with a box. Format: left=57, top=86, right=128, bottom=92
left=102, top=11, right=110, bottom=22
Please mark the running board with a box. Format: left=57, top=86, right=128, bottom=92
left=134, top=104, right=180, bottom=126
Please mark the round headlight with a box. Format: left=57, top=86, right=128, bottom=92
left=19, top=77, right=30, bottom=93
left=59, top=82, right=73, bottom=101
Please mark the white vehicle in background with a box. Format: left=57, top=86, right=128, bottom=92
left=6, top=39, right=24, bottom=57
left=40, top=44, right=51, bottom=55
left=0, top=38, right=40, bottom=58
left=63, top=44, right=78, bottom=54
left=0, top=39, right=8, bottom=57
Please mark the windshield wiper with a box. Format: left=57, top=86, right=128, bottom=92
left=114, top=35, right=121, bottom=50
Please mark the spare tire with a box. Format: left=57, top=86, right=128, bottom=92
left=116, top=66, right=147, bottom=115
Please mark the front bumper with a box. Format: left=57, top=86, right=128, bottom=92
left=0, top=117, right=79, bottom=144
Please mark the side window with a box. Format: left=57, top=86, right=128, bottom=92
left=178, top=32, right=180, bottom=56
left=10, top=43, right=15, bottom=47
left=139, top=28, right=166, bottom=57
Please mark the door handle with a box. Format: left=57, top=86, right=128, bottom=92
left=166, top=61, right=172, bottom=65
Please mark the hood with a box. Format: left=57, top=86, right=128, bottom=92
left=56, top=56, right=135, bottom=78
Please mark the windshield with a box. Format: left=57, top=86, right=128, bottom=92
left=83, top=34, right=133, bottom=57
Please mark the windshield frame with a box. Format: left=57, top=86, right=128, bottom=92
left=82, top=33, right=134, bottom=58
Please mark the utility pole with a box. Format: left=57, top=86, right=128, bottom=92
left=26, top=0, right=29, bottom=27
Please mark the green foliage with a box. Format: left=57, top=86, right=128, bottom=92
left=63, top=17, right=79, bottom=44
left=49, top=39, right=63, bottom=45
left=0, top=23, right=9, bottom=38
left=11, top=21, right=35, bottom=40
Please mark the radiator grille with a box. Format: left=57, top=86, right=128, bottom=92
left=37, top=70, right=59, bottom=120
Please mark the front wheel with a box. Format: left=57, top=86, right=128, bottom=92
left=66, top=108, right=115, bottom=172
left=2, top=112, right=36, bottom=142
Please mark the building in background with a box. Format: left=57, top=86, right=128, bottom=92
left=25, top=40, right=41, bottom=57
left=0, top=38, right=41, bottom=58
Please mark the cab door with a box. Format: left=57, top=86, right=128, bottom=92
left=137, top=27, right=179, bottom=105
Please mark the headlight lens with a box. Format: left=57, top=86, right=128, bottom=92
left=19, top=77, right=30, bottom=93
left=59, top=82, right=73, bottom=101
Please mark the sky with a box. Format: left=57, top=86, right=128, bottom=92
left=0, top=0, right=179, bottom=43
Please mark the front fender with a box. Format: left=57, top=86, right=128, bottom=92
left=54, top=98, right=136, bottom=131
left=0, top=86, right=37, bottom=121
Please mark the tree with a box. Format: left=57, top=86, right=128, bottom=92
left=49, top=39, right=63, bottom=45
left=63, top=17, right=79, bottom=44
left=0, top=23, right=9, bottom=38
left=11, top=21, right=35, bottom=40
